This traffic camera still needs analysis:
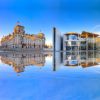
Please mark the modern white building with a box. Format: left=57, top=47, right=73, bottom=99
left=63, top=31, right=99, bottom=51
left=63, top=32, right=80, bottom=51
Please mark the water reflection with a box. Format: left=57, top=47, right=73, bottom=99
left=0, top=52, right=49, bottom=73
left=0, top=51, right=100, bottom=73
left=63, top=52, right=100, bottom=68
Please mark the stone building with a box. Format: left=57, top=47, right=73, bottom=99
left=1, top=23, right=45, bottom=50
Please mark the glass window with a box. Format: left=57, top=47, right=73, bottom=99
left=69, top=35, right=78, bottom=40
left=72, top=41, right=77, bottom=45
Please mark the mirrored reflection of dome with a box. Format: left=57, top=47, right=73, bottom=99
left=0, top=52, right=52, bottom=73
left=14, top=65, right=25, bottom=73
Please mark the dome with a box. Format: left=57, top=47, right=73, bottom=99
left=37, top=32, right=44, bottom=37
left=14, top=25, right=24, bottom=30
left=14, top=25, right=25, bottom=34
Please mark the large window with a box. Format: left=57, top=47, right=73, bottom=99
left=68, top=35, right=78, bottom=40
left=71, top=41, right=77, bottom=45
left=81, top=41, right=86, bottom=44
left=69, top=61, right=78, bottom=65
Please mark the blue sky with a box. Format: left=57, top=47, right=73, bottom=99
left=0, top=0, right=100, bottom=44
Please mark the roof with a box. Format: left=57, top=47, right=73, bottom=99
left=64, top=31, right=100, bottom=38
left=64, top=32, right=80, bottom=36
left=14, top=25, right=24, bottom=29
left=1, top=33, right=44, bottom=43
left=81, top=31, right=99, bottom=38
left=1, top=24, right=45, bottom=43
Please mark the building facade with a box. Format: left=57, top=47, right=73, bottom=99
left=53, top=27, right=62, bottom=51
left=63, top=31, right=99, bottom=51
left=1, top=24, right=45, bottom=50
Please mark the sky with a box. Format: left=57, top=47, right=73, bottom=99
left=0, top=0, right=100, bottom=44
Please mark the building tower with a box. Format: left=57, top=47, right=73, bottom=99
left=53, top=27, right=61, bottom=52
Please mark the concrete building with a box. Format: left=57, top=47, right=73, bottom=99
left=95, top=37, right=100, bottom=50
left=63, top=31, right=99, bottom=51
left=53, top=27, right=62, bottom=51
left=63, top=32, right=80, bottom=51
left=1, top=23, right=45, bottom=51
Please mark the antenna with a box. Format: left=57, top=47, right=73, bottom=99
left=40, top=29, right=42, bottom=32
left=16, top=21, right=20, bottom=25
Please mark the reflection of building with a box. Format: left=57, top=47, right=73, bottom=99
left=53, top=52, right=62, bottom=71
left=63, top=52, right=100, bottom=68
left=0, top=53, right=46, bottom=73
left=1, top=23, right=45, bottom=50
left=63, top=31, right=99, bottom=51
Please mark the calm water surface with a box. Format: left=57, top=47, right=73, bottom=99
left=0, top=51, right=100, bottom=100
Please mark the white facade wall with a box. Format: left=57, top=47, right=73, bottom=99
left=1, top=35, right=45, bottom=50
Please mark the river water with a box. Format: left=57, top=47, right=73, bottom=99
left=0, top=51, right=100, bottom=100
